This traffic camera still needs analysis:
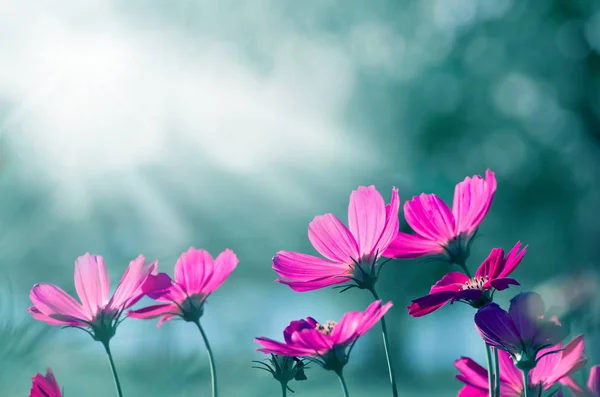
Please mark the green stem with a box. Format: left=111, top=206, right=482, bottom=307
left=280, top=382, right=287, bottom=397
left=369, top=288, right=399, bottom=397
left=102, top=341, right=124, bottom=397
left=336, top=370, right=350, bottom=397
left=454, top=258, right=472, bottom=278
left=521, top=369, right=529, bottom=397
left=484, top=343, right=494, bottom=397
left=194, top=320, right=218, bottom=397
left=493, top=347, right=500, bottom=397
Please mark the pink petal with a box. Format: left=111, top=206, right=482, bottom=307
left=371, top=187, right=401, bottom=256
left=539, top=335, right=587, bottom=387
left=430, top=271, right=470, bottom=293
left=128, top=303, right=179, bottom=327
left=404, top=194, right=456, bottom=243
left=407, top=301, right=448, bottom=317
left=455, top=357, right=490, bottom=390
left=142, top=273, right=176, bottom=300
left=330, top=310, right=363, bottom=344
left=457, top=385, right=487, bottom=397
left=292, top=328, right=333, bottom=352
left=497, top=242, right=527, bottom=279
left=30, top=368, right=62, bottom=397
left=589, top=365, right=600, bottom=396
left=174, top=248, right=214, bottom=296
left=347, top=185, right=387, bottom=258
left=452, top=169, right=497, bottom=236
left=308, top=214, right=359, bottom=263
left=109, top=255, right=157, bottom=310
left=30, top=283, right=90, bottom=325
left=74, top=253, right=110, bottom=317
left=475, top=247, right=504, bottom=279
left=354, top=300, right=393, bottom=337
left=28, top=306, right=82, bottom=326
left=559, top=376, right=587, bottom=397
left=254, top=337, right=317, bottom=357
left=273, top=251, right=350, bottom=292
left=203, top=249, right=238, bottom=294
left=408, top=290, right=459, bottom=317
left=382, top=232, right=445, bottom=259
left=497, top=349, right=524, bottom=393
left=489, top=277, right=520, bottom=291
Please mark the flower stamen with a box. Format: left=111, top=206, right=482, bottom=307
left=462, top=276, right=489, bottom=290
left=315, top=320, right=337, bottom=335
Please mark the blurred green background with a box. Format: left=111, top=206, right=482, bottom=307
left=1, top=0, right=600, bottom=396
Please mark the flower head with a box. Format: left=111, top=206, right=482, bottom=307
left=384, top=169, right=496, bottom=263
left=273, top=186, right=400, bottom=292
left=30, top=368, right=63, bottom=397
left=561, top=365, right=600, bottom=397
left=408, top=242, right=526, bottom=316
left=455, top=335, right=586, bottom=397
left=475, top=292, right=569, bottom=370
left=29, top=253, right=157, bottom=343
left=128, top=248, right=238, bottom=326
left=255, top=300, right=392, bottom=373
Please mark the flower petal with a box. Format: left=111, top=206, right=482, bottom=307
left=489, top=277, right=520, bottom=291
left=254, top=337, right=316, bottom=357
left=371, top=187, right=401, bottom=257
left=347, top=185, right=387, bottom=258
left=30, top=368, right=62, bottom=397
left=559, top=376, right=586, bottom=397
left=409, top=290, right=460, bottom=316
left=174, top=248, right=214, bottom=296
left=308, top=214, right=359, bottom=263
left=452, top=169, right=497, bottom=236
left=30, top=283, right=90, bottom=324
left=455, top=357, right=490, bottom=390
left=588, top=365, right=600, bottom=396
left=382, top=232, right=445, bottom=259
left=497, top=349, right=524, bottom=394
left=354, top=300, right=392, bottom=337
left=203, top=249, right=238, bottom=294
left=283, top=319, right=316, bottom=344
left=273, top=251, right=350, bottom=292
left=109, top=255, right=157, bottom=310
left=497, top=242, right=527, bottom=279
left=404, top=193, right=456, bottom=243
left=537, top=335, right=587, bottom=387
left=457, top=385, right=488, bottom=397
left=292, top=328, right=333, bottom=352
left=508, top=292, right=546, bottom=344
left=74, top=253, right=110, bottom=317
left=474, top=303, right=521, bottom=355
left=475, top=247, right=504, bottom=279
left=127, top=303, right=179, bottom=327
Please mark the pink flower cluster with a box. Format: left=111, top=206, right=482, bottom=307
left=24, top=168, right=598, bottom=397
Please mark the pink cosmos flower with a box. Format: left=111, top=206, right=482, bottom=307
left=29, top=253, right=157, bottom=342
left=255, top=300, right=392, bottom=373
left=408, top=242, right=526, bottom=316
left=128, top=248, right=238, bottom=326
left=475, top=292, right=568, bottom=370
left=273, top=186, right=400, bottom=292
left=384, top=169, right=496, bottom=263
left=561, top=365, right=600, bottom=397
left=30, top=368, right=62, bottom=397
left=454, top=335, right=586, bottom=397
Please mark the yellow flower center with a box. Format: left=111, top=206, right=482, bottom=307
left=315, top=320, right=337, bottom=335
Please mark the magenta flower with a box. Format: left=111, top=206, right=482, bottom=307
left=273, top=186, right=400, bottom=292
left=561, top=365, right=600, bottom=397
left=475, top=292, right=568, bottom=370
left=454, top=335, right=586, bottom=397
left=255, top=300, right=392, bottom=374
left=128, top=247, right=238, bottom=326
left=29, top=253, right=157, bottom=343
left=30, top=368, right=62, bottom=397
left=408, top=242, right=526, bottom=316
left=384, top=169, right=496, bottom=263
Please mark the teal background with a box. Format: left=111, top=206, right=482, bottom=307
left=1, top=0, right=599, bottom=396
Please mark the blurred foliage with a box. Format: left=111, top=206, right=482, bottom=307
left=1, top=0, right=600, bottom=396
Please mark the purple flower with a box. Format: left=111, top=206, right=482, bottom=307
left=408, top=242, right=526, bottom=316
left=474, top=292, right=568, bottom=370
left=384, top=169, right=496, bottom=263
left=455, top=335, right=586, bottom=396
